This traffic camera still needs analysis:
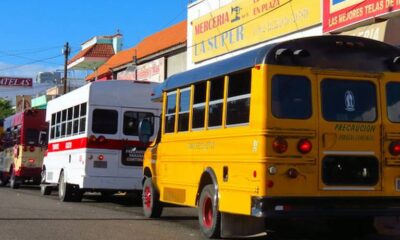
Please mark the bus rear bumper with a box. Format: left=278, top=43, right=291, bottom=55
left=251, top=197, right=400, bottom=218
left=15, top=167, right=41, bottom=178
left=80, top=176, right=142, bottom=191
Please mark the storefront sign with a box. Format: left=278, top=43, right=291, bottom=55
left=0, top=77, right=32, bottom=87
left=323, top=0, right=400, bottom=33
left=339, top=20, right=387, bottom=40
left=192, top=0, right=321, bottom=63
left=15, top=95, right=31, bottom=113
left=117, top=57, right=165, bottom=83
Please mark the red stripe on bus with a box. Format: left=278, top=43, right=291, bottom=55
left=47, top=137, right=149, bottom=152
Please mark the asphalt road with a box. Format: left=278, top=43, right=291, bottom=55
left=0, top=186, right=399, bottom=240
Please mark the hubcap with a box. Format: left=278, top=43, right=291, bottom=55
left=144, top=186, right=151, bottom=209
left=202, top=196, right=213, bottom=228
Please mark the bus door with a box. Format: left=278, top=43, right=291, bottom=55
left=89, top=107, right=120, bottom=177
left=119, top=108, right=155, bottom=173
left=317, top=74, right=382, bottom=191
left=380, top=73, right=400, bottom=193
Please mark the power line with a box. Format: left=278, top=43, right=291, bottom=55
left=0, top=54, right=63, bottom=72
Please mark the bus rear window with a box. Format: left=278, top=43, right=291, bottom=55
left=92, top=109, right=118, bottom=134
left=386, top=82, right=400, bottom=123
left=25, top=128, right=39, bottom=145
left=271, top=75, right=311, bottom=119
left=321, top=79, right=376, bottom=122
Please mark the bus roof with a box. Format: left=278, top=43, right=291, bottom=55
left=46, top=80, right=160, bottom=121
left=154, top=35, right=400, bottom=99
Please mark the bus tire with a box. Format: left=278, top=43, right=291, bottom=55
left=0, top=172, right=8, bottom=186
left=198, top=184, right=221, bottom=239
left=9, top=169, right=20, bottom=189
left=40, top=185, right=52, bottom=196
left=58, top=171, right=73, bottom=202
left=142, top=177, right=163, bottom=218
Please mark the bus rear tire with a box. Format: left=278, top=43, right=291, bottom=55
left=142, top=177, right=163, bottom=218
left=198, top=184, right=221, bottom=239
left=9, top=169, right=20, bottom=189
left=40, top=185, right=52, bottom=196
left=58, top=171, right=74, bottom=202
left=0, top=172, right=8, bottom=186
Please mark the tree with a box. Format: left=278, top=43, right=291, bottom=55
left=0, top=98, right=15, bottom=119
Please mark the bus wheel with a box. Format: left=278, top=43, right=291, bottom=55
left=0, top=172, right=8, bottom=186
left=198, top=184, right=221, bottom=239
left=9, top=169, right=20, bottom=189
left=58, top=171, right=73, bottom=202
left=142, top=177, right=163, bottom=218
left=40, top=185, right=52, bottom=196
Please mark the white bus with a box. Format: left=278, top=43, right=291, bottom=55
left=41, top=80, right=161, bottom=202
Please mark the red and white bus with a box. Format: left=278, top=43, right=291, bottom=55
left=41, top=80, right=160, bottom=202
left=0, top=109, right=47, bottom=188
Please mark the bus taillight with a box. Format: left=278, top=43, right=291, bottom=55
left=89, top=135, right=97, bottom=143
left=389, top=141, right=400, bottom=156
left=297, top=139, right=312, bottom=154
left=98, top=135, right=106, bottom=143
left=29, top=146, right=35, bottom=152
left=98, top=154, right=105, bottom=161
left=272, top=137, right=288, bottom=154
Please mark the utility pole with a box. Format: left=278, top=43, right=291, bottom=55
left=63, top=42, right=71, bottom=94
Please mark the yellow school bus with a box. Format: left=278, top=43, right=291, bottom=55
left=138, top=35, right=400, bottom=238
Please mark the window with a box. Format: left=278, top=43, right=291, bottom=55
left=208, top=77, right=224, bottom=127
left=79, top=103, right=87, bottom=134
left=25, top=128, right=39, bottom=145
left=178, top=88, right=191, bottom=132
left=226, top=70, right=251, bottom=125
left=165, top=92, right=177, bottom=133
left=192, top=82, right=207, bottom=129
left=123, top=111, right=154, bottom=136
left=92, top=109, right=118, bottom=134
left=386, top=82, right=400, bottom=122
left=321, top=79, right=376, bottom=122
left=272, top=75, right=312, bottom=119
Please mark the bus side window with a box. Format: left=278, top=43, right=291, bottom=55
left=165, top=91, right=177, bottom=133
left=208, top=77, right=224, bottom=128
left=226, top=70, right=251, bottom=125
left=178, top=88, right=191, bottom=132
left=192, top=82, right=207, bottom=130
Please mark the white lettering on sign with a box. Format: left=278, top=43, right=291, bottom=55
left=53, top=143, right=59, bottom=150
left=65, top=142, right=72, bottom=149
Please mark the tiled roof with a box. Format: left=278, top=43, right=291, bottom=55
left=68, top=44, right=115, bottom=65
left=85, top=20, right=187, bottom=81
left=85, top=47, right=136, bottom=80
left=136, top=20, right=187, bottom=59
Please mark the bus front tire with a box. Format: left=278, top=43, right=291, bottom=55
left=142, top=177, right=163, bottom=218
left=198, top=184, right=221, bottom=239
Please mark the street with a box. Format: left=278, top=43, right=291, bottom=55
left=0, top=186, right=400, bottom=240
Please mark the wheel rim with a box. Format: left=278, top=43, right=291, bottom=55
left=202, top=195, right=213, bottom=229
left=144, top=186, right=151, bottom=209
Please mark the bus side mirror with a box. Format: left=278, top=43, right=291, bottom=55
left=138, top=119, right=152, bottom=144
left=39, top=131, right=48, bottom=146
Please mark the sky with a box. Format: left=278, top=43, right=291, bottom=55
left=0, top=0, right=188, bottom=79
